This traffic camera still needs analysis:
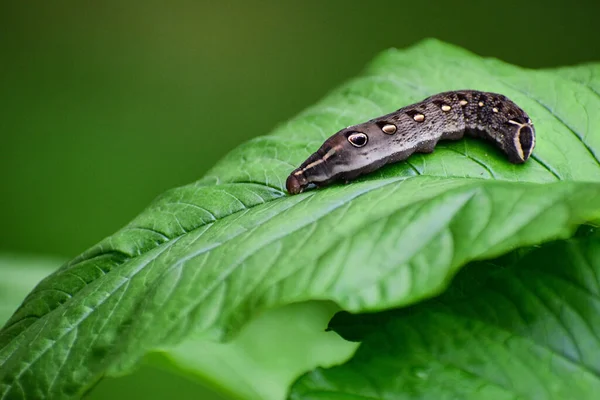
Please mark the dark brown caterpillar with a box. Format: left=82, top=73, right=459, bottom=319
left=286, top=90, right=535, bottom=195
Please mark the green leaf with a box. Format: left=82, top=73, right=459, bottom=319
left=290, top=235, right=600, bottom=400
left=85, top=301, right=357, bottom=400
left=1, top=40, right=600, bottom=399
left=553, top=63, right=600, bottom=95
left=3, top=179, right=600, bottom=399
left=206, top=40, right=600, bottom=184
left=325, top=252, right=529, bottom=342
left=135, top=302, right=357, bottom=400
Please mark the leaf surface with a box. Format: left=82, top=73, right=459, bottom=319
left=291, top=235, right=600, bottom=400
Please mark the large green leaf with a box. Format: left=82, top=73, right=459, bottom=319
left=84, top=301, right=357, bottom=400
left=1, top=40, right=600, bottom=399
left=291, top=234, right=600, bottom=399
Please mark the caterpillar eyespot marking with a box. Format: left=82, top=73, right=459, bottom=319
left=347, top=132, right=368, bottom=147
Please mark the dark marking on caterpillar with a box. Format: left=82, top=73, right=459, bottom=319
left=286, top=90, right=535, bottom=195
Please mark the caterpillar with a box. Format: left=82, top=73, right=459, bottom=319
left=286, top=90, right=535, bottom=195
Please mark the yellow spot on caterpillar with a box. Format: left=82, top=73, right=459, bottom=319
left=478, top=101, right=484, bottom=107
left=441, top=105, right=451, bottom=112
left=459, top=100, right=468, bottom=106
left=493, top=107, right=499, bottom=113
left=382, top=124, right=397, bottom=134
left=413, top=114, right=425, bottom=122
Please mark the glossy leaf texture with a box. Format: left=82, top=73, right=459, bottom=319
left=1, top=40, right=600, bottom=399
left=291, top=234, right=600, bottom=400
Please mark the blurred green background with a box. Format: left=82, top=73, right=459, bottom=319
left=1, top=1, right=599, bottom=399
left=1, top=0, right=599, bottom=259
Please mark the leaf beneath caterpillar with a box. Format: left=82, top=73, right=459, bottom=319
left=1, top=40, right=600, bottom=400
left=206, top=40, right=600, bottom=184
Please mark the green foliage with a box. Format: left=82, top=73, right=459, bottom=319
left=1, top=40, right=599, bottom=400
left=292, top=233, right=600, bottom=399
